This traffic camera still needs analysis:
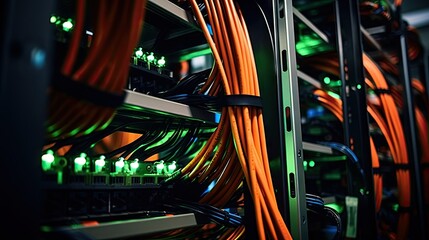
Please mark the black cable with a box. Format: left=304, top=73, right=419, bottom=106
left=128, top=122, right=185, bottom=160
left=119, top=120, right=173, bottom=159
left=162, top=198, right=242, bottom=227
left=324, top=206, right=342, bottom=240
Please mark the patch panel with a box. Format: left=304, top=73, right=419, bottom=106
left=41, top=152, right=174, bottom=187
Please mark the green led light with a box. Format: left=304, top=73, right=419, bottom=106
left=156, top=160, right=165, bottom=174
left=74, top=153, right=87, bottom=172
left=323, top=77, right=331, bottom=84
left=147, top=52, right=155, bottom=62
left=167, top=161, right=176, bottom=174
left=41, top=150, right=55, bottom=171
left=95, top=155, right=106, bottom=173
left=115, top=157, right=125, bottom=173
left=303, top=160, right=308, bottom=167
left=357, top=84, right=362, bottom=90
left=50, top=16, right=57, bottom=24
left=135, top=47, right=143, bottom=58
left=392, top=203, right=399, bottom=212
left=42, top=150, right=55, bottom=162
left=309, top=160, right=315, bottom=168
left=62, top=19, right=73, bottom=32
left=157, top=57, right=166, bottom=67
left=57, top=171, right=63, bottom=184
left=75, top=153, right=87, bottom=165
left=130, top=159, right=139, bottom=173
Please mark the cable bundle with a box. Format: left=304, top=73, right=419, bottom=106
left=177, top=1, right=293, bottom=239
left=46, top=0, right=147, bottom=140
left=304, top=51, right=415, bottom=239
left=363, top=53, right=411, bottom=240
left=312, top=89, right=383, bottom=213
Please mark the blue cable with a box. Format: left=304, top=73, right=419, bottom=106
left=317, top=141, right=368, bottom=192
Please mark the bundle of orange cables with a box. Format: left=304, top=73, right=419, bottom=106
left=303, top=51, right=412, bottom=239
left=312, top=89, right=383, bottom=213
left=178, top=0, right=292, bottom=239
left=46, top=0, right=147, bottom=140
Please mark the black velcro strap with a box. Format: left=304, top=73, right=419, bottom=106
left=394, top=163, right=410, bottom=170
left=372, top=167, right=383, bottom=174
left=221, top=94, right=263, bottom=108
left=373, top=88, right=391, bottom=95
left=51, top=75, right=127, bottom=108
left=373, top=164, right=410, bottom=174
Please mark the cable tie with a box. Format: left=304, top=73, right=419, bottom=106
left=394, top=163, right=410, bottom=170
left=373, top=164, right=410, bottom=174
left=372, top=88, right=391, bottom=95
left=372, top=167, right=384, bottom=175
left=221, top=94, right=263, bottom=108
left=51, top=75, right=127, bottom=108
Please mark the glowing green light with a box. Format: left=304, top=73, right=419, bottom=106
left=357, top=84, right=362, bottom=90
left=57, top=171, right=63, bottom=184
left=325, top=203, right=344, bottom=213
left=62, top=19, right=73, bottom=32
left=156, top=161, right=165, bottom=174
left=327, top=91, right=341, bottom=99
left=130, top=159, right=139, bottom=173
left=167, top=161, right=176, bottom=174
left=157, top=57, right=166, bottom=67
left=115, top=158, right=125, bottom=173
left=303, top=160, right=308, bottom=167
left=95, top=155, right=106, bottom=173
left=84, top=124, right=98, bottom=135
left=41, top=150, right=55, bottom=171
left=74, top=153, right=87, bottom=172
left=75, top=153, right=87, bottom=165
left=50, top=16, right=57, bottom=24
left=392, top=203, right=399, bottom=212
left=135, top=48, right=143, bottom=58
left=52, top=130, right=61, bottom=138
left=179, top=47, right=212, bottom=61
left=70, top=127, right=80, bottom=136
left=309, top=160, right=315, bottom=167
left=42, top=150, right=55, bottom=163
left=147, top=52, right=155, bottom=62
left=323, top=77, right=331, bottom=84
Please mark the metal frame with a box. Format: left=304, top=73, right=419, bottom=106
left=335, top=0, right=376, bottom=238
left=397, top=15, right=427, bottom=239
left=123, top=90, right=220, bottom=124
left=48, top=213, right=198, bottom=239
left=272, top=1, right=308, bottom=239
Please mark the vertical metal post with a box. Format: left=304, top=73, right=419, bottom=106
left=397, top=17, right=427, bottom=240
left=272, top=0, right=308, bottom=239
left=335, top=0, right=376, bottom=239
left=0, top=0, right=53, bottom=239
